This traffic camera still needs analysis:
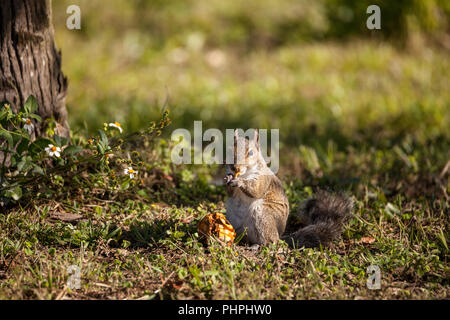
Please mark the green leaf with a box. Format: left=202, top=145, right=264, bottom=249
left=13, top=186, right=23, bottom=200
left=17, top=158, right=27, bottom=171
left=0, top=128, right=13, bottom=148
left=9, top=155, right=18, bottom=167
left=97, top=143, right=105, bottom=154
left=107, top=227, right=122, bottom=240
left=137, top=189, right=148, bottom=198
left=23, top=95, right=38, bottom=113
left=11, top=131, right=23, bottom=147
left=0, top=109, right=7, bottom=121
left=29, top=137, right=53, bottom=155
left=97, top=130, right=109, bottom=155
left=62, top=145, right=83, bottom=156
left=385, top=202, right=400, bottom=215
left=5, top=186, right=22, bottom=201
left=54, top=135, right=68, bottom=147
left=98, top=129, right=108, bottom=145
left=31, top=163, right=44, bottom=175
left=27, top=113, right=42, bottom=122
left=437, top=229, right=448, bottom=251
left=120, top=179, right=130, bottom=190
left=17, top=157, right=32, bottom=172
left=16, top=138, right=30, bottom=155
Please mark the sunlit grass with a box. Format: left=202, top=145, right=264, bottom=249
left=0, top=0, right=448, bottom=300
left=55, top=24, right=449, bottom=149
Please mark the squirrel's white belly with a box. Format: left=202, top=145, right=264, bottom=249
left=225, top=190, right=263, bottom=243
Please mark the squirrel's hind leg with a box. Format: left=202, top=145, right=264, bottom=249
left=250, top=206, right=282, bottom=245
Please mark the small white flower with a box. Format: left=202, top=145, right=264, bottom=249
left=124, top=166, right=138, bottom=179
left=108, top=121, right=123, bottom=133
left=22, top=118, right=34, bottom=134
left=45, top=144, right=61, bottom=158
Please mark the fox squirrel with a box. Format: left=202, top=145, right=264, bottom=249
left=225, top=129, right=353, bottom=248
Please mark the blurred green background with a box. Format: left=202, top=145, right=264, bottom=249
left=51, top=0, right=449, bottom=157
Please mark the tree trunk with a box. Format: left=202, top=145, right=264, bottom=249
left=0, top=0, right=69, bottom=139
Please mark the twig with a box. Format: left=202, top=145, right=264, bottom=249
left=55, top=286, right=67, bottom=300
left=152, top=271, right=175, bottom=296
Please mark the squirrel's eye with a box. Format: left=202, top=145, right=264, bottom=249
left=248, top=150, right=253, bottom=157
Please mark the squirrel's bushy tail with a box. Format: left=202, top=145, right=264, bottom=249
left=282, top=190, right=353, bottom=248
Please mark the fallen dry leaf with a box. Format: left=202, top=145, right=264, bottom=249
left=360, top=236, right=376, bottom=244
left=48, top=211, right=85, bottom=224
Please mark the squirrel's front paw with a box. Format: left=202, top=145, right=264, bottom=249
left=228, top=178, right=240, bottom=187
left=224, top=174, right=234, bottom=184
left=225, top=174, right=240, bottom=187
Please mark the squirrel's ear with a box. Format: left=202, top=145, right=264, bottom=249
left=254, top=129, right=260, bottom=150
left=233, top=129, right=238, bottom=148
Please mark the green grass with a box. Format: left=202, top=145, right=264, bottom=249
left=1, top=133, right=448, bottom=299
left=0, top=1, right=449, bottom=299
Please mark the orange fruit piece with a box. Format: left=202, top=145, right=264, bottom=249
left=197, top=212, right=236, bottom=246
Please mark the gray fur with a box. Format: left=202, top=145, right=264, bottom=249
left=281, top=190, right=354, bottom=248
left=225, top=130, right=353, bottom=248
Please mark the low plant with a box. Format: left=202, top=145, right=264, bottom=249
left=0, top=95, right=171, bottom=207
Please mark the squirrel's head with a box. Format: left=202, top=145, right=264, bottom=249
left=227, top=129, right=264, bottom=178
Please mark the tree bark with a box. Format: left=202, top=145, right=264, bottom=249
left=0, top=0, right=69, bottom=138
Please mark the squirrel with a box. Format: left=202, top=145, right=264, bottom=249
left=225, top=129, right=353, bottom=248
